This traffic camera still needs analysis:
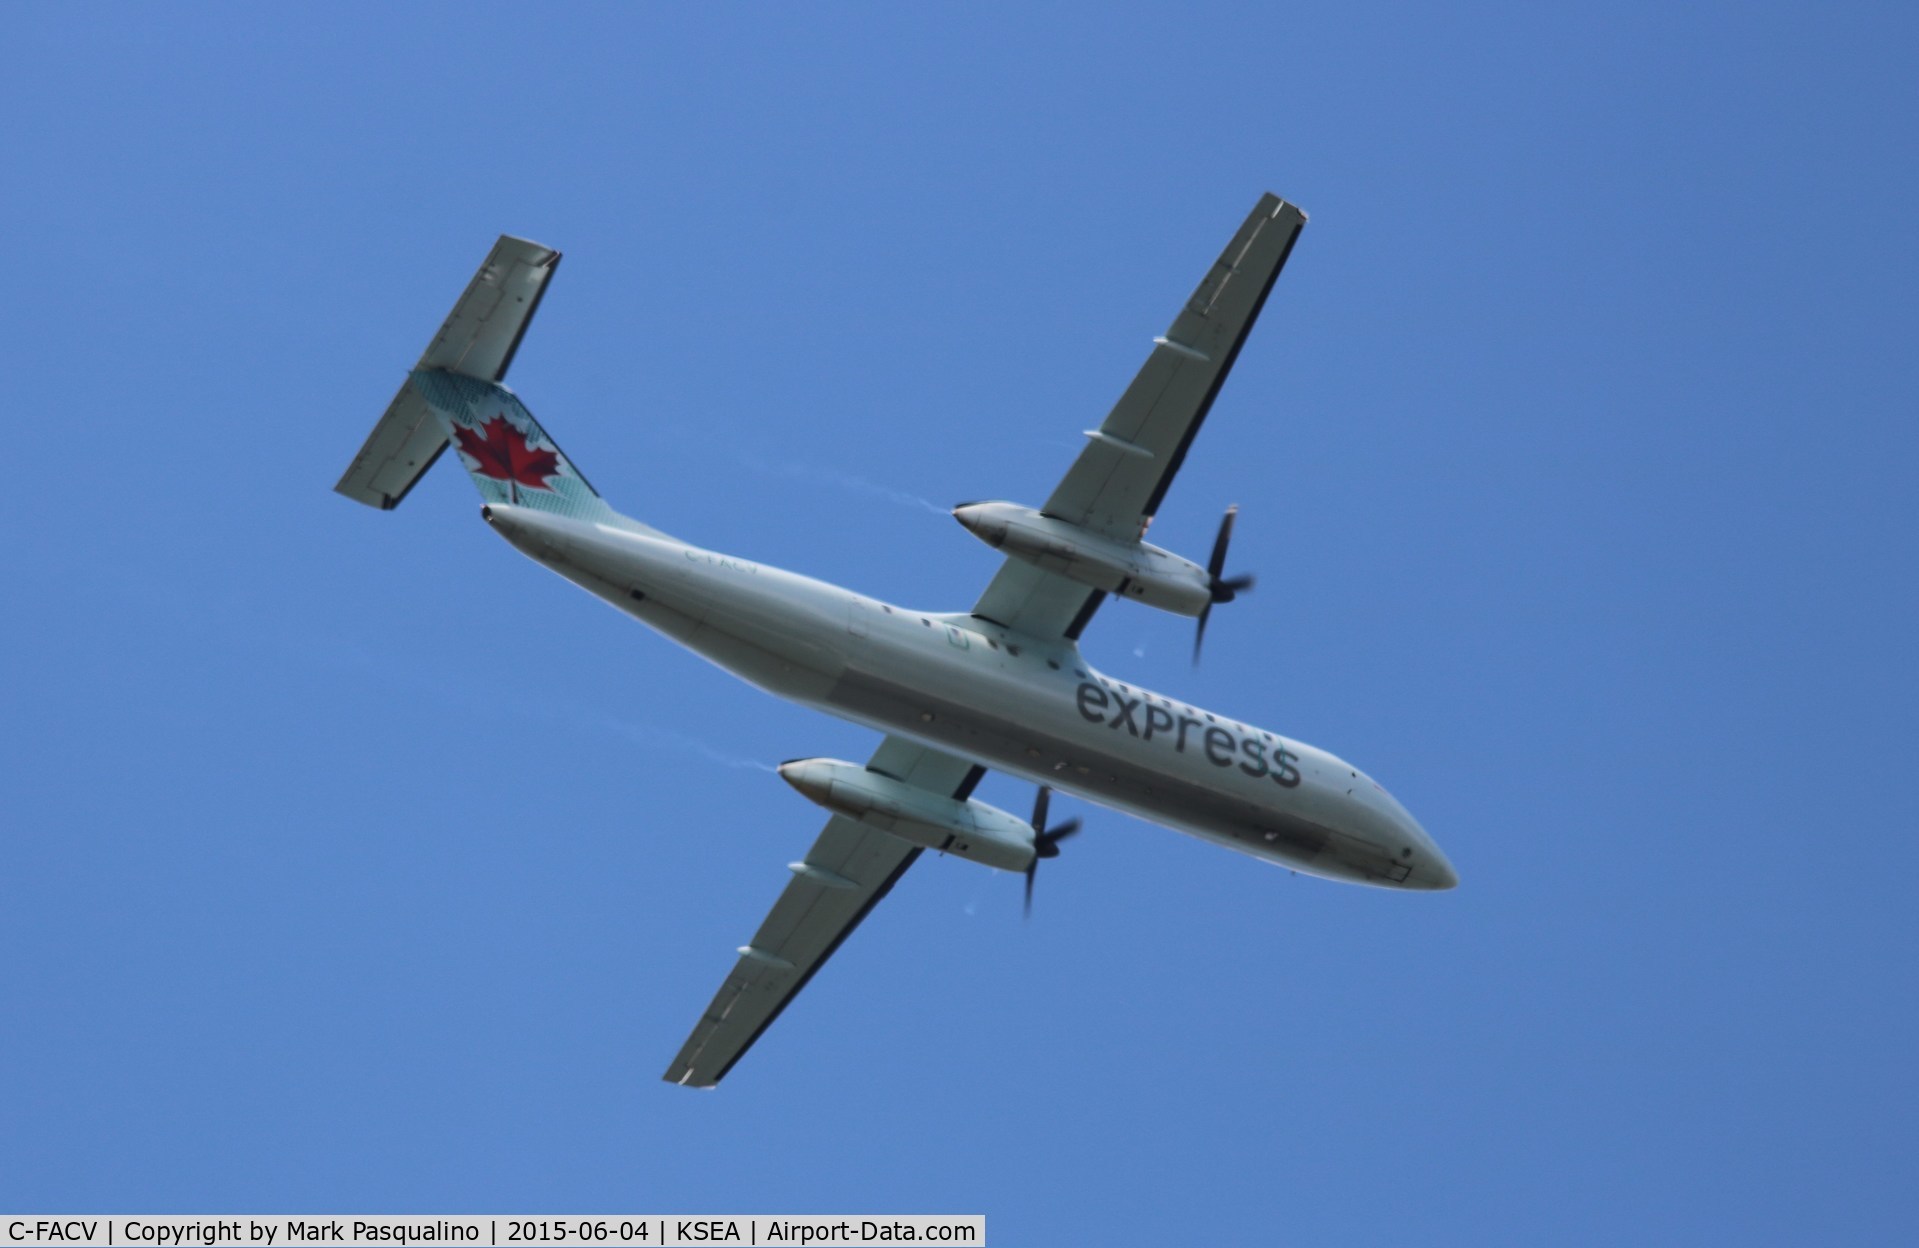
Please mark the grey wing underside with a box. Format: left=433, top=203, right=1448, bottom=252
left=662, top=737, right=984, bottom=1087
left=972, top=193, right=1306, bottom=641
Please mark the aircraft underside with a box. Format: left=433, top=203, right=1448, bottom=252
left=336, top=193, right=1457, bottom=1087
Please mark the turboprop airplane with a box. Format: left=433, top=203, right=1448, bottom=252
left=335, top=193, right=1458, bottom=1088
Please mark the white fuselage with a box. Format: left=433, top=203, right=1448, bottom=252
left=481, top=504, right=1458, bottom=891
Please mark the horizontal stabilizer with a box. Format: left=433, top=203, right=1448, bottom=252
left=336, top=236, right=560, bottom=509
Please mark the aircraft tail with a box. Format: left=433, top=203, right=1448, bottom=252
left=335, top=235, right=664, bottom=537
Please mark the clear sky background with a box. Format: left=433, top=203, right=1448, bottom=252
left=4, top=4, right=1915, bottom=1244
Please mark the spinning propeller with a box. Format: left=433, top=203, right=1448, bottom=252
left=1024, top=785, right=1082, bottom=918
left=1193, top=503, right=1256, bottom=665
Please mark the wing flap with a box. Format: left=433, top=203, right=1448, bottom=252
left=1045, top=193, right=1305, bottom=538
left=663, top=740, right=983, bottom=1088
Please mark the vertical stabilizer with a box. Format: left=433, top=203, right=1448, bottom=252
left=409, top=370, right=658, bottom=536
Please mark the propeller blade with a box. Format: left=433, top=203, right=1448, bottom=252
left=1208, top=504, right=1240, bottom=580
left=1023, top=788, right=1081, bottom=917
left=1038, top=818, right=1081, bottom=856
left=1197, top=504, right=1254, bottom=662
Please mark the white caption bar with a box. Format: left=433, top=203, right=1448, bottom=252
left=1, top=1219, right=984, bottom=1248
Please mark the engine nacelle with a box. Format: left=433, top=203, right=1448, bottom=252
left=952, top=501, right=1213, bottom=617
left=777, top=758, right=1036, bottom=873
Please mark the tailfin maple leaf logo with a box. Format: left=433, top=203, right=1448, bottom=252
left=454, top=414, right=562, bottom=492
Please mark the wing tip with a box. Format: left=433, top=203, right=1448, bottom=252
left=1256, top=190, right=1308, bottom=225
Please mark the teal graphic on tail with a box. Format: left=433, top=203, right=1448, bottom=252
left=412, top=370, right=623, bottom=525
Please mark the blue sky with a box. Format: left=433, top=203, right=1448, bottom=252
left=4, top=3, right=1916, bottom=1242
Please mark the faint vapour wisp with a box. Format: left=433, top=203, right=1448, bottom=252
left=738, top=453, right=948, bottom=516
left=442, top=684, right=779, bottom=774
left=596, top=715, right=778, bottom=773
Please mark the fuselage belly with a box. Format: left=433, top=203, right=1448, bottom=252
left=484, top=504, right=1456, bottom=891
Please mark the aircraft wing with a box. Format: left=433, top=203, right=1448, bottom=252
left=663, top=737, right=984, bottom=1087
left=972, top=193, right=1306, bottom=640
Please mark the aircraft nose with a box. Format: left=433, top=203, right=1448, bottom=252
left=1383, top=800, right=1458, bottom=890
left=1405, top=849, right=1459, bottom=891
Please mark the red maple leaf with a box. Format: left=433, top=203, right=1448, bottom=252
left=454, top=415, right=561, bottom=491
